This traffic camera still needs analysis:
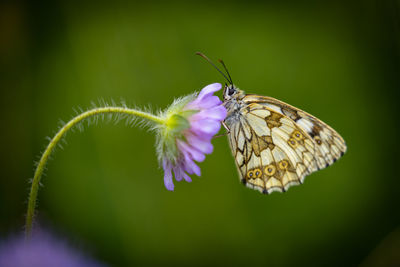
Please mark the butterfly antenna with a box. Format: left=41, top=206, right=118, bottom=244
left=195, top=52, right=231, bottom=84
left=218, top=59, right=233, bottom=85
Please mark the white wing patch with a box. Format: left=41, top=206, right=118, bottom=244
left=296, top=118, right=314, bottom=133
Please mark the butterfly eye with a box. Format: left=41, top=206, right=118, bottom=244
left=228, top=87, right=235, bottom=96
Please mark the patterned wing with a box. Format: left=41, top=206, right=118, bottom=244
left=243, top=95, right=347, bottom=170
left=228, top=102, right=320, bottom=194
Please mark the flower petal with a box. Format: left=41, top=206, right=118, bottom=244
left=162, top=160, right=174, bottom=191
left=182, top=153, right=201, bottom=176
left=186, top=133, right=214, bottom=154
left=177, top=140, right=206, bottom=162
left=173, top=166, right=184, bottom=182
left=196, top=83, right=222, bottom=101
left=187, top=162, right=201, bottom=176
left=186, top=95, right=222, bottom=110
left=190, top=105, right=227, bottom=122
left=173, top=164, right=192, bottom=182
left=191, top=119, right=221, bottom=136
left=182, top=172, right=192, bottom=182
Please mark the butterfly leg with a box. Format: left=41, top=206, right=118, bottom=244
left=213, top=121, right=230, bottom=138
left=222, top=121, right=230, bottom=132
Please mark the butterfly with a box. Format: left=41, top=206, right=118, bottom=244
left=197, top=52, right=347, bottom=194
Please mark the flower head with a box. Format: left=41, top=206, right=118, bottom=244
left=0, top=229, right=107, bottom=267
left=156, top=83, right=227, bottom=191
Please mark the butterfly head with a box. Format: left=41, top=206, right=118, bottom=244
left=223, top=84, right=242, bottom=101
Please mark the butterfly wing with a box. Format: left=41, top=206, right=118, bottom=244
left=243, top=95, right=347, bottom=169
left=227, top=95, right=346, bottom=194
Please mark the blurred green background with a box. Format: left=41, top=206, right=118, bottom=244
left=1, top=0, right=399, bottom=266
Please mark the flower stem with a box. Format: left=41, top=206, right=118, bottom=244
left=25, top=107, right=164, bottom=239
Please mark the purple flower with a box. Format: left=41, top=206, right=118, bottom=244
left=157, top=83, right=227, bottom=191
left=0, top=229, right=107, bottom=267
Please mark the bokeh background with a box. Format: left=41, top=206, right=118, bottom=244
left=1, top=0, right=399, bottom=266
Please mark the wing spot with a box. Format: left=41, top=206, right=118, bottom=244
left=288, top=138, right=298, bottom=148
left=314, top=136, right=322, bottom=145
left=247, top=170, right=254, bottom=178
left=292, top=130, right=303, bottom=141
left=278, top=160, right=289, bottom=170
left=264, top=165, right=276, bottom=176
left=254, top=169, right=262, bottom=178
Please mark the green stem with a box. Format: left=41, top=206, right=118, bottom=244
left=25, top=107, right=164, bottom=239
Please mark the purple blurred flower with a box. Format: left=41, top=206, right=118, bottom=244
left=0, top=229, right=107, bottom=267
left=157, top=83, right=227, bottom=191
